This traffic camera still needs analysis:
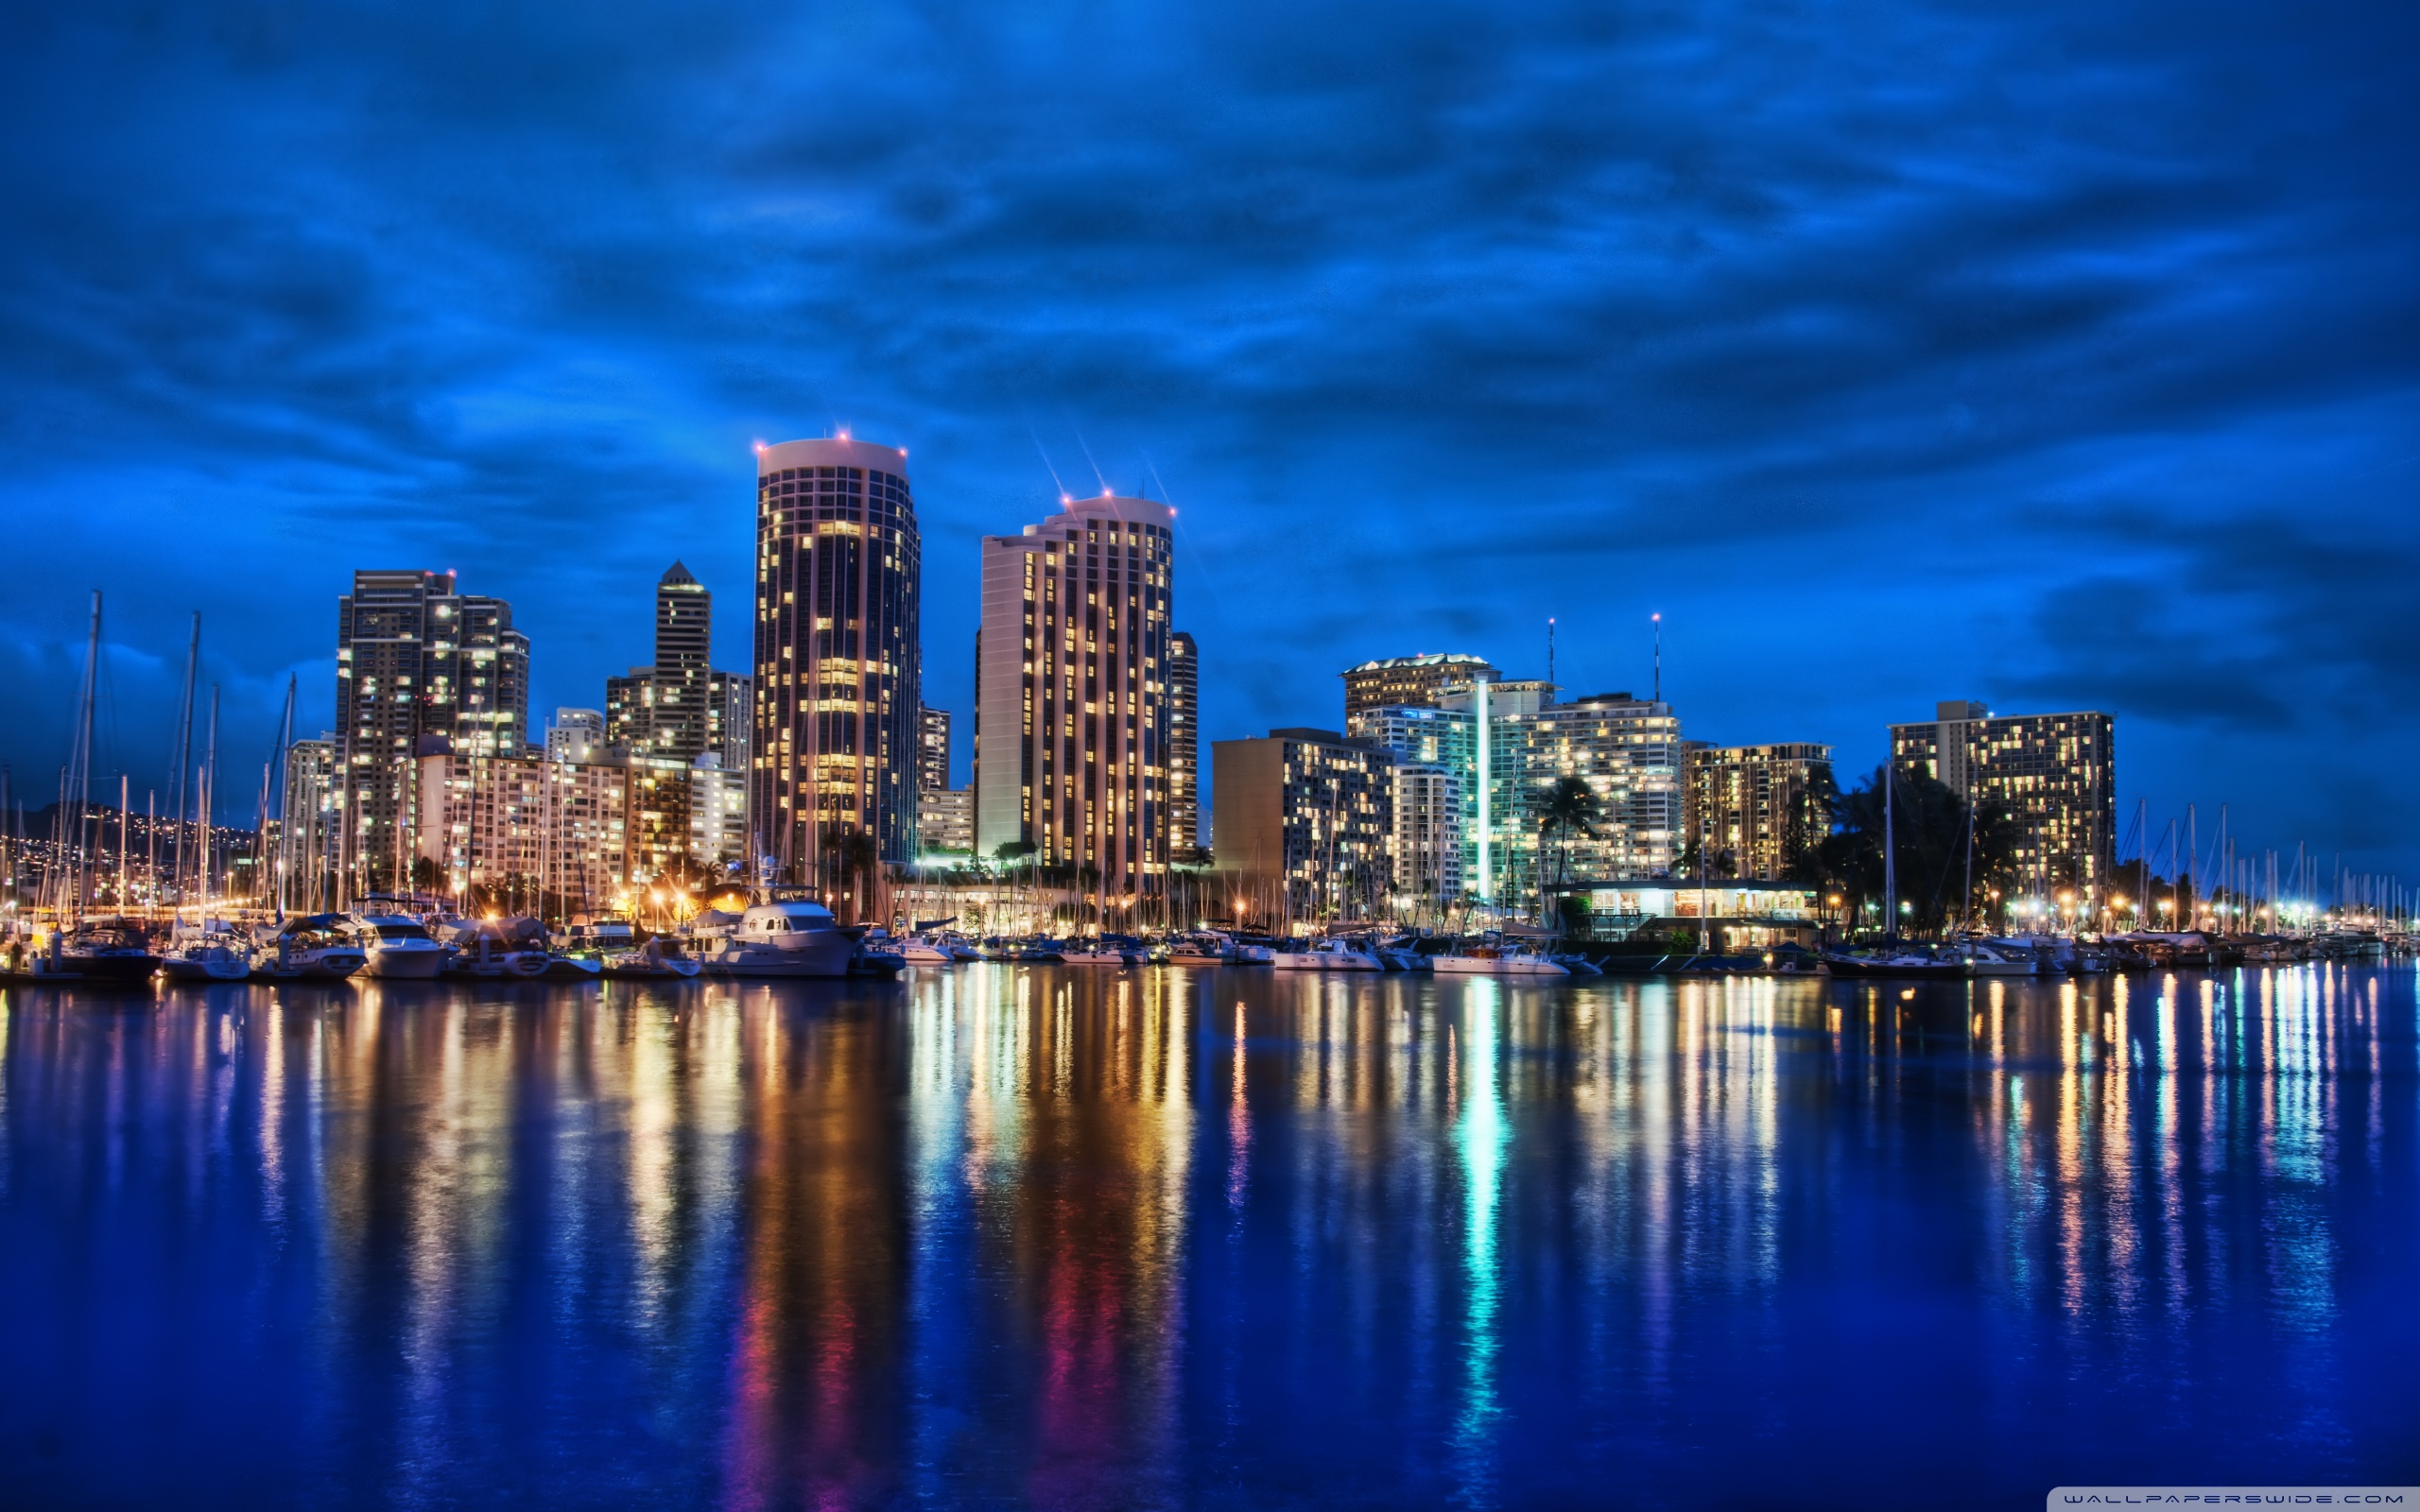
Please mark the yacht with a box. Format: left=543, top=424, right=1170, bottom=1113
left=1819, top=947, right=1969, bottom=981
left=697, top=898, right=858, bottom=978
left=350, top=911, right=450, bottom=979
left=56, top=919, right=165, bottom=983
left=1960, top=940, right=2039, bottom=976
left=251, top=916, right=367, bottom=981
left=161, top=924, right=252, bottom=984
left=562, top=915, right=639, bottom=960
left=893, top=936, right=959, bottom=965
left=1063, top=936, right=1145, bottom=966
left=1270, top=938, right=1384, bottom=971
left=1432, top=939, right=1570, bottom=978
left=442, top=919, right=553, bottom=979
left=601, top=936, right=702, bottom=980
left=1163, top=936, right=1226, bottom=967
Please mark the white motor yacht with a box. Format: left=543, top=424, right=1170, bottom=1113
left=1433, top=941, right=1570, bottom=978
left=894, top=936, right=959, bottom=965
left=1270, top=938, right=1384, bottom=971
left=697, top=898, right=858, bottom=979
left=251, top=916, right=368, bottom=981
left=1062, top=936, right=1144, bottom=966
left=1961, top=940, right=2039, bottom=976
left=351, top=912, right=450, bottom=979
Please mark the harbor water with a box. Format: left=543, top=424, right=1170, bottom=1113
left=1, top=965, right=2413, bottom=1508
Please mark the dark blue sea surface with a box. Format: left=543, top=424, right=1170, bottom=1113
left=1, top=965, right=2414, bottom=1509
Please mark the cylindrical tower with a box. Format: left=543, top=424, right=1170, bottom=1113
left=752, top=438, right=923, bottom=888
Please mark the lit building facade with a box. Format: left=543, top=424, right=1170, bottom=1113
left=752, top=438, right=924, bottom=875
left=335, top=569, right=529, bottom=897
left=278, top=736, right=340, bottom=912
left=1168, top=630, right=1201, bottom=852
left=918, top=703, right=951, bottom=794
left=1684, top=742, right=1835, bottom=881
left=546, top=708, right=608, bottom=765
left=975, top=492, right=1176, bottom=903
left=917, top=786, right=974, bottom=855
left=687, top=756, right=748, bottom=871
left=1340, top=652, right=1500, bottom=718
left=1891, top=700, right=2116, bottom=897
left=1389, top=762, right=1465, bottom=905
left=1211, top=729, right=1393, bottom=925
left=414, top=748, right=632, bottom=907
left=1473, top=688, right=1683, bottom=900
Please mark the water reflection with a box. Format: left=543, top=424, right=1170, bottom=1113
left=0, top=963, right=2412, bottom=1508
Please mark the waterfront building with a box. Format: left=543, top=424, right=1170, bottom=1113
left=918, top=786, right=975, bottom=856
left=1340, top=652, right=1500, bottom=718
left=753, top=438, right=924, bottom=879
left=918, top=703, right=952, bottom=793
left=414, top=747, right=632, bottom=907
left=975, top=491, right=1176, bottom=906
left=335, top=570, right=530, bottom=897
left=1168, top=630, right=1201, bottom=852
left=1389, top=762, right=1465, bottom=908
left=1547, top=877, right=1824, bottom=949
left=1349, top=703, right=1478, bottom=895
left=1684, top=742, right=1835, bottom=881
left=546, top=709, right=608, bottom=765
left=1459, top=686, right=1683, bottom=903
left=1891, top=700, right=2116, bottom=899
left=1211, top=729, right=1393, bottom=925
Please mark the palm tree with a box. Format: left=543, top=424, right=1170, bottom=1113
left=1536, top=776, right=1600, bottom=895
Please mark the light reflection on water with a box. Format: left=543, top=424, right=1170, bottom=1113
left=0, top=964, right=2415, bottom=1508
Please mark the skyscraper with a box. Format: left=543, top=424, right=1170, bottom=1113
left=335, top=569, right=529, bottom=895
left=606, top=562, right=714, bottom=763
left=976, top=491, right=1175, bottom=906
left=753, top=438, right=924, bottom=878
left=1168, top=630, right=1200, bottom=852
left=918, top=703, right=951, bottom=794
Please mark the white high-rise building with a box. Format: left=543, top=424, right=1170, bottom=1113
left=976, top=491, right=1177, bottom=907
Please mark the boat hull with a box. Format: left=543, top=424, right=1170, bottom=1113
left=364, top=946, right=448, bottom=979
left=1433, top=958, right=1569, bottom=978
left=60, top=952, right=164, bottom=982
left=1270, top=954, right=1382, bottom=971
left=1822, top=958, right=1970, bottom=980
left=700, top=936, right=858, bottom=978
left=162, top=957, right=251, bottom=983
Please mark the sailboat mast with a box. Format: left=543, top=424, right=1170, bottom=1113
left=69, top=591, right=102, bottom=924
left=200, top=686, right=218, bottom=912
left=1882, top=756, right=1896, bottom=936
left=169, top=612, right=199, bottom=909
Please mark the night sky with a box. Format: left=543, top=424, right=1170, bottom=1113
left=3, top=0, right=2413, bottom=875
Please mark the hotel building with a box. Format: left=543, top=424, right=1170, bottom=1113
left=1340, top=652, right=1500, bottom=718
left=335, top=570, right=529, bottom=896
left=752, top=438, right=924, bottom=877
left=975, top=491, right=1178, bottom=905
left=1890, top=700, right=2116, bottom=896
left=1211, top=729, right=1394, bottom=925
left=1684, top=742, right=1835, bottom=881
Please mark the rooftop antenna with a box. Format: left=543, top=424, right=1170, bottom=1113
left=1547, top=618, right=1555, bottom=689
left=1651, top=613, right=1662, bottom=703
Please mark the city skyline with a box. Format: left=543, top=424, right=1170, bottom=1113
left=1, top=1, right=2413, bottom=877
